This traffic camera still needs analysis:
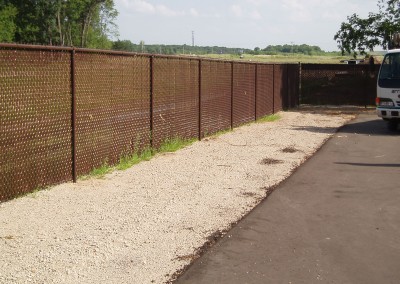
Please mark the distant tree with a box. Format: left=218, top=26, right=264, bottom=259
left=262, top=44, right=325, bottom=55
left=112, top=39, right=136, bottom=51
left=334, top=0, right=400, bottom=57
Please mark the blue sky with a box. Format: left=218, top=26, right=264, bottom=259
left=114, top=0, right=380, bottom=51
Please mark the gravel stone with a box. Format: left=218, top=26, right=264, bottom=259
left=0, top=110, right=355, bottom=284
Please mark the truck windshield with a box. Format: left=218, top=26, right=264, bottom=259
left=378, top=52, right=400, bottom=88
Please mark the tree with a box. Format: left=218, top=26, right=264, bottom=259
left=0, top=2, right=17, bottom=42
left=1, top=0, right=118, bottom=48
left=334, top=0, right=400, bottom=57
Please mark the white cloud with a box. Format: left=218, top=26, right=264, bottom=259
left=190, top=8, right=199, bottom=17
left=250, top=10, right=262, bottom=20
left=281, top=0, right=313, bottom=22
left=245, top=0, right=275, bottom=5
left=231, top=5, right=244, bottom=17
left=120, top=0, right=185, bottom=17
left=122, top=0, right=155, bottom=13
left=156, top=4, right=185, bottom=17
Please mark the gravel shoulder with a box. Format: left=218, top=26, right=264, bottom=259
left=0, top=108, right=359, bottom=284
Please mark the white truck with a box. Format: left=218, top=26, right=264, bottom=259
left=376, top=35, right=400, bottom=131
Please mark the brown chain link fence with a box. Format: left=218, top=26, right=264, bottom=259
left=200, top=60, right=232, bottom=138
left=0, top=46, right=72, bottom=201
left=256, top=64, right=274, bottom=119
left=0, top=43, right=299, bottom=202
left=75, top=51, right=151, bottom=175
left=301, top=64, right=378, bottom=106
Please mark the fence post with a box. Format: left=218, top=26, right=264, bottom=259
left=298, top=62, right=301, bottom=107
left=150, top=55, right=154, bottom=148
left=231, top=62, right=234, bottom=129
left=71, top=48, right=77, bottom=183
left=255, top=64, right=258, bottom=120
left=272, top=64, right=275, bottom=114
left=198, top=59, right=202, bottom=140
left=287, top=64, right=290, bottom=109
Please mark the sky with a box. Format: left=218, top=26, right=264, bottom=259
left=114, top=0, right=381, bottom=52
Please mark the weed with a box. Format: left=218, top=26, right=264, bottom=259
left=257, top=114, right=281, bottom=123
left=23, top=186, right=44, bottom=199
left=140, top=147, right=155, bottom=160
left=116, top=148, right=156, bottom=171
left=83, top=159, right=111, bottom=179
left=117, top=152, right=141, bottom=171
left=93, top=137, right=196, bottom=174
left=158, top=137, right=196, bottom=153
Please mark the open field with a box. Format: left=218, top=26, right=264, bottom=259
left=198, top=53, right=372, bottom=64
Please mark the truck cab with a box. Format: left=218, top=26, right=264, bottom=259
left=376, top=49, right=400, bottom=130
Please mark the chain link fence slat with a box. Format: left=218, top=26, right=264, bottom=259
left=300, top=64, right=377, bottom=106
left=200, top=60, right=232, bottom=137
left=75, top=52, right=151, bottom=175
left=273, top=64, right=286, bottom=112
left=232, top=63, right=256, bottom=127
left=152, top=57, right=199, bottom=148
left=256, top=64, right=274, bottom=118
left=0, top=44, right=304, bottom=202
left=0, top=48, right=72, bottom=201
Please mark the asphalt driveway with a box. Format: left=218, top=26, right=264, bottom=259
left=175, top=113, right=400, bottom=284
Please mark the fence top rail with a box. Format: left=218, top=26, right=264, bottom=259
left=0, top=43, right=73, bottom=52
left=0, top=42, right=299, bottom=66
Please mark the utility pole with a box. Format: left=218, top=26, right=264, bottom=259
left=192, top=31, right=195, bottom=47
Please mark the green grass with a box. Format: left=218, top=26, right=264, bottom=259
left=158, top=137, right=197, bottom=153
left=79, top=116, right=281, bottom=180
left=117, top=147, right=155, bottom=171
left=257, top=114, right=281, bottom=123
left=83, top=159, right=112, bottom=179
left=82, top=137, right=197, bottom=178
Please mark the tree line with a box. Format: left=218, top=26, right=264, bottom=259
left=112, top=40, right=255, bottom=55
left=112, top=40, right=337, bottom=56
left=0, top=2, right=335, bottom=55
left=3, top=0, right=398, bottom=57
left=255, top=44, right=336, bottom=56
left=0, top=0, right=118, bottom=49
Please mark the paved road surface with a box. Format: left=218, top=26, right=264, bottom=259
left=175, top=113, right=400, bottom=284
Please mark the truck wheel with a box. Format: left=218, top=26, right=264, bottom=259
left=387, top=120, right=398, bottom=131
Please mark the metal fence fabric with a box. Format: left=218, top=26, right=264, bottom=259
left=301, top=64, right=377, bottom=106
left=256, top=64, right=274, bottom=118
left=0, top=48, right=72, bottom=200
left=200, top=60, right=232, bottom=137
left=232, top=63, right=256, bottom=127
left=287, top=64, right=300, bottom=108
left=152, top=57, right=199, bottom=148
left=273, top=64, right=287, bottom=112
left=0, top=43, right=302, bottom=202
left=75, top=52, right=151, bottom=175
